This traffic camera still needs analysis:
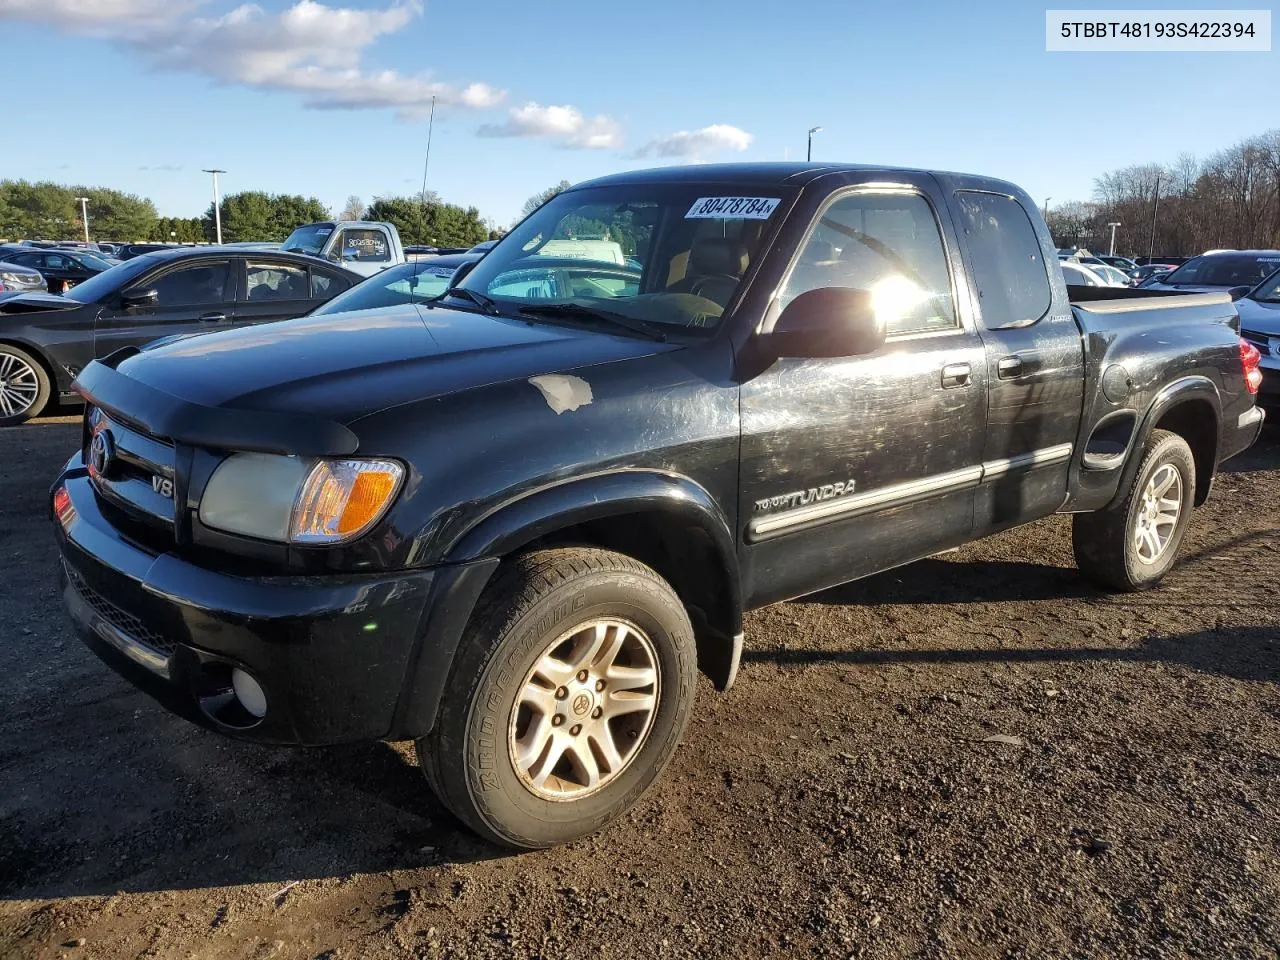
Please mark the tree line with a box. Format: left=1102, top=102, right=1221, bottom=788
left=1047, top=127, right=1280, bottom=258
left=0, top=181, right=498, bottom=248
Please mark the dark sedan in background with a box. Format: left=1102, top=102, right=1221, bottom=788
left=0, top=248, right=360, bottom=424
left=0, top=246, right=116, bottom=294
left=1142, top=250, right=1280, bottom=294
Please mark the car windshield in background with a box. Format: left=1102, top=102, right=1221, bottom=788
left=1248, top=269, right=1280, bottom=303
left=62, top=255, right=156, bottom=303
left=454, top=185, right=793, bottom=332
left=312, top=260, right=457, bottom=315
left=282, top=223, right=335, bottom=256
left=1162, top=254, right=1280, bottom=286
left=74, top=252, right=115, bottom=270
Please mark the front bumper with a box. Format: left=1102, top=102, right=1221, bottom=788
left=53, top=468, right=446, bottom=745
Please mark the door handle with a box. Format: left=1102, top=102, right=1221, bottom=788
left=998, top=353, right=1041, bottom=379
left=941, top=362, right=971, bottom=388
left=997, top=356, right=1023, bottom=379
left=197, top=312, right=228, bottom=323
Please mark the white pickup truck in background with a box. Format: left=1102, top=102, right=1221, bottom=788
left=280, top=221, right=406, bottom=277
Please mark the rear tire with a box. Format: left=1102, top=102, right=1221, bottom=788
left=0, top=345, right=51, bottom=426
left=1072, top=429, right=1196, bottom=591
left=416, top=547, right=697, bottom=849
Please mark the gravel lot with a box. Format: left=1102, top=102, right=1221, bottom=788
left=1, top=413, right=1278, bottom=960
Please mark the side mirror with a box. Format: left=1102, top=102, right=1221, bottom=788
left=1228, top=285, right=1252, bottom=301
left=120, top=289, right=158, bottom=309
left=768, top=287, right=886, bottom=359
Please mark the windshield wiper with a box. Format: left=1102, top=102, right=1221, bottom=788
left=517, top=302, right=667, bottom=342
left=444, top=287, right=500, bottom=315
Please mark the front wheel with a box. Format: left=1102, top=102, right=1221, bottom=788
left=0, top=345, right=51, bottom=426
left=417, top=548, right=697, bottom=849
left=1072, top=429, right=1196, bottom=591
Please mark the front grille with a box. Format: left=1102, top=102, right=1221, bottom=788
left=64, top=561, right=176, bottom=655
left=87, top=410, right=178, bottom=534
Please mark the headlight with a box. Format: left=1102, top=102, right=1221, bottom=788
left=1, top=271, right=33, bottom=286
left=199, top=454, right=404, bottom=545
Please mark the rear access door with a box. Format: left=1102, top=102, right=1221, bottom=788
left=943, top=186, right=1086, bottom=533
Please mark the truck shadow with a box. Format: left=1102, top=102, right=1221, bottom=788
left=744, top=622, right=1280, bottom=686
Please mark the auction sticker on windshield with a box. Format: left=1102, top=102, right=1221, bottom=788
left=686, top=197, right=780, bottom=219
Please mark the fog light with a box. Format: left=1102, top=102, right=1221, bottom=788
left=231, top=668, right=267, bottom=718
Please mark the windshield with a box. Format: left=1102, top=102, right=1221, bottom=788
left=74, top=252, right=115, bottom=270
left=1248, top=267, right=1280, bottom=302
left=63, top=255, right=157, bottom=303
left=454, top=184, right=793, bottom=331
left=312, top=260, right=460, bottom=315
left=1162, top=254, right=1280, bottom=286
left=282, top=223, right=335, bottom=256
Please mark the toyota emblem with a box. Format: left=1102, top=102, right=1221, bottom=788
left=90, top=430, right=115, bottom=478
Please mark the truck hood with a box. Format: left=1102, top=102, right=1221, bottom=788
left=116, top=303, right=682, bottom=424
left=1236, top=296, right=1280, bottom=336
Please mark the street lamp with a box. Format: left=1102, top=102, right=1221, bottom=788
left=202, top=169, right=226, bottom=245
left=1043, top=197, right=1052, bottom=220
left=807, top=126, right=823, bottom=162
left=75, top=197, right=90, bottom=243
left=1107, top=221, right=1122, bottom=257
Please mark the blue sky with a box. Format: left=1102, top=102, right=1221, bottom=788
left=1, top=0, right=1274, bottom=227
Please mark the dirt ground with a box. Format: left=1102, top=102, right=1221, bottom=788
left=1, top=413, right=1277, bottom=960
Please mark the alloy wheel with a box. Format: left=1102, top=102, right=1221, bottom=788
left=1133, top=463, right=1182, bottom=563
left=0, top=352, right=40, bottom=420
left=508, top=617, right=660, bottom=801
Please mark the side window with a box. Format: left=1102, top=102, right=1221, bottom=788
left=146, top=262, right=230, bottom=306
left=309, top=268, right=349, bottom=298
left=12, top=254, right=41, bottom=268
left=338, top=229, right=391, bottom=264
left=781, top=192, right=958, bottom=337
left=953, top=191, right=1051, bottom=328
left=245, top=261, right=309, bottom=301
left=44, top=254, right=70, bottom=270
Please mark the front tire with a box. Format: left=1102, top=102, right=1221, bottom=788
left=0, top=345, right=51, bottom=426
left=417, top=548, right=697, bottom=849
left=1072, top=429, right=1196, bottom=591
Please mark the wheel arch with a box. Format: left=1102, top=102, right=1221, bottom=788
left=1106, top=377, right=1221, bottom=510
left=445, top=470, right=744, bottom=692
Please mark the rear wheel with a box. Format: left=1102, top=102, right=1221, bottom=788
left=1072, top=429, right=1196, bottom=591
left=0, top=345, right=51, bottom=426
left=416, top=547, right=697, bottom=849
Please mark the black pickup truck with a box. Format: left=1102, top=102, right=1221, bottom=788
left=52, top=163, right=1266, bottom=849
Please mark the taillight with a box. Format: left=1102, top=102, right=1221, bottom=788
left=1240, top=338, right=1263, bottom=394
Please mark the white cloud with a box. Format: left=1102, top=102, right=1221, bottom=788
left=633, top=124, right=754, bottom=160
left=0, top=0, right=505, bottom=116
left=0, top=0, right=197, bottom=28
left=478, top=102, right=623, bottom=150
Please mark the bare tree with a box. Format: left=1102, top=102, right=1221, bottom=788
left=339, top=195, right=366, bottom=221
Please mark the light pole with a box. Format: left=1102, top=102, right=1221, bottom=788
left=1043, top=197, right=1051, bottom=220
left=1147, top=176, right=1161, bottom=260
left=1107, top=221, right=1122, bottom=256
left=75, top=197, right=90, bottom=243
left=807, top=126, right=823, bottom=162
left=202, top=169, right=226, bottom=245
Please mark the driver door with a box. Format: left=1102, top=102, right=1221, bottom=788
left=738, top=182, right=989, bottom=607
left=94, top=258, right=238, bottom=358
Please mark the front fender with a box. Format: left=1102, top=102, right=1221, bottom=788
left=445, top=468, right=737, bottom=570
